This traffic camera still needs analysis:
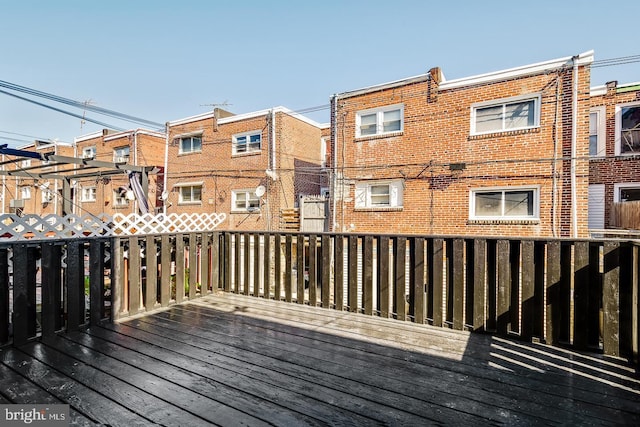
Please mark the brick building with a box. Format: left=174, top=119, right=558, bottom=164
left=1, top=139, right=75, bottom=216
left=73, top=128, right=166, bottom=216
left=330, top=51, right=593, bottom=238
left=588, top=81, right=640, bottom=230
left=165, top=106, right=325, bottom=231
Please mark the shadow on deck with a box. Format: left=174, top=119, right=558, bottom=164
left=2, top=292, right=639, bottom=426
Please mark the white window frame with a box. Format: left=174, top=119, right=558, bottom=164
left=354, top=180, right=403, bottom=209
left=590, top=106, right=606, bottom=157
left=20, top=186, right=31, bottom=200
left=113, top=146, right=130, bottom=163
left=471, top=94, right=541, bottom=135
left=615, top=101, right=640, bottom=156
left=175, top=182, right=203, bottom=205
left=613, top=182, right=640, bottom=202
left=81, top=186, right=97, bottom=202
left=113, top=190, right=129, bottom=207
left=231, top=189, right=261, bottom=212
left=469, top=186, right=540, bottom=220
left=178, top=134, right=203, bottom=154
left=355, top=104, right=404, bottom=138
left=41, top=189, right=54, bottom=204
left=21, top=159, right=31, bottom=168
left=232, top=130, right=262, bottom=155
left=83, top=146, right=97, bottom=159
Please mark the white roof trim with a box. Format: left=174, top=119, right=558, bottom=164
left=169, top=106, right=323, bottom=129
left=74, top=131, right=104, bottom=143
left=336, top=51, right=595, bottom=98
left=104, top=129, right=165, bottom=142
left=440, top=50, right=594, bottom=90
left=590, top=85, right=607, bottom=96
left=173, top=181, right=204, bottom=187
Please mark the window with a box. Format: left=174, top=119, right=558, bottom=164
left=179, top=135, right=202, bottom=154
left=354, top=180, right=403, bottom=209
left=41, top=189, right=54, bottom=204
left=356, top=104, right=404, bottom=137
left=472, top=95, right=540, bottom=134
left=616, top=103, right=640, bottom=155
left=590, top=106, right=606, bottom=157
left=113, top=189, right=129, bottom=206
left=21, top=159, right=31, bottom=168
left=233, top=131, right=261, bottom=154
left=83, top=146, right=96, bottom=159
left=178, top=185, right=202, bottom=204
left=20, top=186, right=31, bottom=199
left=232, top=190, right=260, bottom=212
left=614, top=183, right=640, bottom=202
left=81, top=186, right=97, bottom=202
left=113, top=146, right=130, bottom=163
left=470, top=187, right=539, bottom=220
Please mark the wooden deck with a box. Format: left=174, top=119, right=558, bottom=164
left=2, top=292, right=640, bottom=426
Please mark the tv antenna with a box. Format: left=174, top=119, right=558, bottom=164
left=80, top=99, right=95, bottom=132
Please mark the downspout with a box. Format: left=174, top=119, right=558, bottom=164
left=270, top=109, right=276, bottom=230
left=163, top=122, right=170, bottom=215
left=571, top=56, right=579, bottom=238
left=1, top=154, right=5, bottom=214
left=133, top=130, right=138, bottom=214
left=331, top=94, right=338, bottom=232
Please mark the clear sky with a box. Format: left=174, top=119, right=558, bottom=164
left=1, top=0, right=639, bottom=148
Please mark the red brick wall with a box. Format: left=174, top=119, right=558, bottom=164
left=333, top=65, right=591, bottom=237
left=589, top=83, right=640, bottom=227
left=167, top=109, right=322, bottom=231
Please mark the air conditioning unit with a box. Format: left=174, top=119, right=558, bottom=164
left=10, top=199, right=24, bottom=208
left=114, top=156, right=128, bottom=164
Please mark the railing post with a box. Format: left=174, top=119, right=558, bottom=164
left=202, top=232, right=211, bottom=294
left=309, top=234, right=318, bottom=306
left=128, top=237, right=142, bottom=314
left=321, top=234, right=331, bottom=309
left=334, top=235, right=344, bottom=311
left=430, top=238, right=444, bottom=327
left=176, top=233, right=185, bottom=302
left=89, top=240, right=106, bottom=325
left=451, top=238, right=464, bottom=330
left=363, top=235, right=374, bottom=315
left=470, top=239, right=486, bottom=331
left=144, top=235, right=157, bottom=311
left=603, top=241, right=621, bottom=357
left=189, top=233, right=198, bottom=299
left=160, top=235, right=171, bottom=306
left=111, top=237, right=124, bottom=319
left=410, top=237, right=425, bottom=324
left=394, top=236, right=406, bottom=321
left=0, top=249, right=9, bottom=345
left=378, top=236, right=390, bottom=318
left=66, top=240, right=85, bottom=332
left=12, top=244, right=37, bottom=345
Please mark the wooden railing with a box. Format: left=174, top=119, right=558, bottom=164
left=2, top=232, right=639, bottom=366
left=610, top=201, right=640, bottom=230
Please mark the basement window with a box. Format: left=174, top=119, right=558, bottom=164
left=470, top=187, right=539, bottom=220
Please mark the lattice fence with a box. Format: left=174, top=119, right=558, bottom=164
left=0, top=212, right=227, bottom=241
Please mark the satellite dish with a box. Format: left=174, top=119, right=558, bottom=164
left=255, top=185, right=266, bottom=197
left=160, top=190, right=169, bottom=201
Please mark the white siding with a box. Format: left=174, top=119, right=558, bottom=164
left=588, top=184, right=605, bottom=229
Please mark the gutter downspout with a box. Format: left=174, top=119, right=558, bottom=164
left=571, top=56, right=579, bottom=238
left=270, top=109, right=276, bottom=231
left=163, top=122, right=170, bottom=215
left=331, top=95, right=338, bottom=232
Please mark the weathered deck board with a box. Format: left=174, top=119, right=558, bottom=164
left=1, top=291, right=639, bottom=426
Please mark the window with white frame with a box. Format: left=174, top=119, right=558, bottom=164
left=179, top=135, right=202, bottom=154
left=616, top=103, right=640, bottom=155
left=470, top=187, right=539, bottom=220
left=113, top=146, right=130, bottom=163
left=83, top=146, right=97, bottom=159
left=590, top=106, right=606, bottom=157
left=614, top=183, right=640, bottom=202
left=232, top=190, right=260, bottom=212
left=354, top=180, right=403, bottom=209
left=21, top=159, right=31, bottom=168
left=113, top=189, right=129, bottom=206
left=177, top=184, right=202, bottom=204
left=232, top=131, right=261, bottom=154
left=41, top=189, right=54, bottom=203
left=81, top=186, right=97, bottom=202
left=472, top=95, right=540, bottom=134
left=20, top=186, right=31, bottom=199
left=356, top=104, right=403, bottom=137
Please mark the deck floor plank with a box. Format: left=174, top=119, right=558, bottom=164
left=134, top=299, right=639, bottom=425
left=1, top=291, right=638, bottom=426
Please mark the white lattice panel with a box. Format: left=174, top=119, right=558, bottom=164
left=111, top=212, right=227, bottom=235
left=0, top=212, right=226, bottom=241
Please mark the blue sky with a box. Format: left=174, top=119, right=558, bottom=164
left=1, top=0, right=639, bottom=147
